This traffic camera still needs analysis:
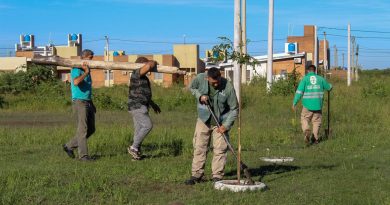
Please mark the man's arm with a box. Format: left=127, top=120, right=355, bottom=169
left=139, top=61, right=157, bottom=76
left=323, top=79, right=333, bottom=91
left=221, top=88, right=239, bottom=131
left=292, top=79, right=305, bottom=107
left=73, top=62, right=90, bottom=86
left=189, top=75, right=203, bottom=102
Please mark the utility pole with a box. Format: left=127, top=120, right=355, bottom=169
left=314, top=26, right=318, bottom=71
left=267, top=0, right=274, bottom=92
left=355, top=44, right=359, bottom=81
left=351, top=36, right=355, bottom=80
left=105, top=36, right=109, bottom=61
left=347, top=24, right=351, bottom=86
left=241, top=0, right=247, bottom=84
left=333, top=45, right=338, bottom=69
left=105, top=35, right=111, bottom=87
left=233, top=0, right=242, bottom=184
left=323, top=32, right=327, bottom=72
left=233, top=0, right=241, bottom=101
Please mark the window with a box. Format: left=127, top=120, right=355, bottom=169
left=154, top=72, right=163, bottom=80
left=105, top=70, right=113, bottom=80
left=61, top=73, right=68, bottom=82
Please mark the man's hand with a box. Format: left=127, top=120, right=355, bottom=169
left=81, top=61, right=90, bottom=74
left=292, top=105, right=296, bottom=111
left=147, top=61, right=157, bottom=70
left=91, top=102, right=97, bottom=114
left=140, top=60, right=158, bottom=76
left=217, top=125, right=227, bottom=134
left=200, top=95, right=209, bottom=105
left=150, top=101, right=161, bottom=114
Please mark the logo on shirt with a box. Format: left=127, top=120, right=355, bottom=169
left=310, top=76, right=317, bottom=85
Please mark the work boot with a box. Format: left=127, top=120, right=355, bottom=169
left=304, top=130, right=311, bottom=145
left=184, top=176, right=202, bottom=185
left=63, top=144, right=75, bottom=158
left=212, top=177, right=222, bottom=183
left=79, top=155, right=95, bottom=162
left=127, top=146, right=142, bottom=160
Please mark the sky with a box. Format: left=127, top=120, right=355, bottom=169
left=1, top=0, right=390, bottom=69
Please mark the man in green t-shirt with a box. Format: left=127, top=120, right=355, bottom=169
left=293, top=65, right=332, bottom=145
left=63, top=49, right=96, bottom=161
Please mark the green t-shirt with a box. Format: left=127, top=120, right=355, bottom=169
left=293, top=72, right=332, bottom=111
left=71, top=68, right=92, bottom=101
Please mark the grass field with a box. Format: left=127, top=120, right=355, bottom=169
left=0, top=71, right=389, bottom=205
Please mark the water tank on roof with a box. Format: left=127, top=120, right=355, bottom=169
left=288, top=43, right=296, bottom=53
left=213, top=50, right=219, bottom=58
left=24, top=35, right=31, bottom=42
left=113, top=51, right=119, bottom=56
left=71, top=34, right=78, bottom=41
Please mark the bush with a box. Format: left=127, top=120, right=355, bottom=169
left=270, top=68, right=301, bottom=96
left=0, top=64, right=57, bottom=94
left=94, top=92, right=126, bottom=110
left=362, top=80, right=388, bottom=98
left=0, top=95, right=7, bottom=108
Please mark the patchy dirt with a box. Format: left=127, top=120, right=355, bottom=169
left=0, top=112, right=72, bottom=127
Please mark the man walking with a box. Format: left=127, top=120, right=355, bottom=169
left=63, top=49, right=96, bottom=161
left=293, top=65, right=332, bottom=145
left=185, top=67, right=238, bottom=185
left=127, top=57, right=161, bottom=160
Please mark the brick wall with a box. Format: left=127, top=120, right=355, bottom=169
left=16, top=51, right=34, bottom=58
left=273, top=57, right=306, bottom=76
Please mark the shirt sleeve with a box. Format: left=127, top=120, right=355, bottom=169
left=189, top=75, right=202, bottom=102
left=323, top=79, right=333, bottom=91
left=71, top=68, right=81, bottom=80
left=293, top=79, right=305, bottom=106
left=221, top=88, right=238, bottom=130
left=132, top=69, right=141, bottom=80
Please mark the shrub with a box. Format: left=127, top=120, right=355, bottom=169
left=0, top=64, right=56, bottom=94
left=0, top=95, right=7, bottom=108
left=270, top=68, right=301, bottom=96
left=362, top=80, right=388, bottom=98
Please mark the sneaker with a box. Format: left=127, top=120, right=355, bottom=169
left=184, top=176, right=202, bottom=185
left=63, top=144, right=75, bottom=158
left=79, top=155, right=95, bottom=162
left=313, top=139, right=319, bottom=145
left=127, top=146, right=142, bottom=160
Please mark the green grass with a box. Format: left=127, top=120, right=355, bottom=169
left=0, top=71, right=389, bottom=204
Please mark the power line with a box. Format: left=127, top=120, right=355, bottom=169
left=319, top=26, right=390, bottom=34
left=84, top=38, right=105, bottom=43
left=109, top=38, right=285, bottom=45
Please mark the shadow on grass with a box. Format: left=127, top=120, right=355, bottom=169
left=92, top=139, right=184, bottom=159
left=225, top=165, right=301, bottom=182
left=142, top=139, right=184, bottom=159
left=226, top=163, right=337, bottom=183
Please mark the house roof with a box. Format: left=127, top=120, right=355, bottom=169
left=216, top=52, right=306, bottom=68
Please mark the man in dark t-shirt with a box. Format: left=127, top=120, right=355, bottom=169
left=127, top=57, right=161, bottom=160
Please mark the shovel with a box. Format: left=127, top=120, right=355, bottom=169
left=324, top=91, right=332, bottom=139
left=205, top=103, right=255, bottom=185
